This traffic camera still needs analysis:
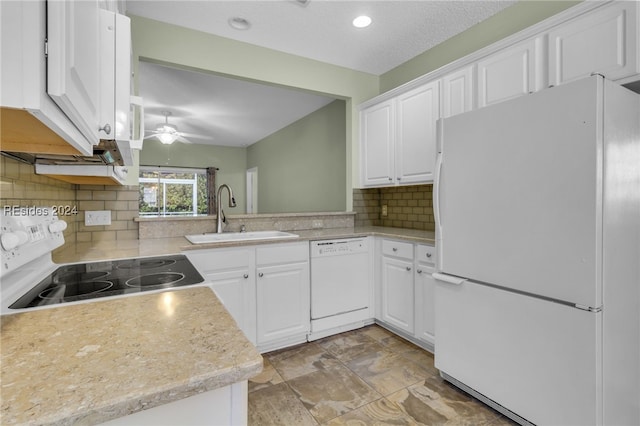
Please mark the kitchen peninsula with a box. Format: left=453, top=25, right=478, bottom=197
left=1, top=287, right=262, bottom=425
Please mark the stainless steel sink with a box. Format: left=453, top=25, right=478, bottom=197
left=185, top=230, right=298, bottom=244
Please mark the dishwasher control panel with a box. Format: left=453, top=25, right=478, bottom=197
left=311, top=238, right=368, bottom=257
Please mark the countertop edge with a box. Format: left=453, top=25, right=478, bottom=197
left=53, top=227, right=435, bottom=263
left=178, top=227, right=436, bottom=251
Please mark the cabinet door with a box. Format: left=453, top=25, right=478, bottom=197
left=442, top=65, right=474, bottom=118
left=380, top=256, right=415, bottom=333
left=477, top=38, right=544, bottom=108
left=360, top=100, right=395, bottom=187
left=548, top=2, right=638, bottom=86
left=256, top=262, right=310, bottom=345
left=184, top=247, right=256, bottom=344
left=47, top=0, right=101, bottom=145
left=99, top=10, right=132, bottom=147
left=415, top=263, right=436, bottom=346
left=396, top=81, right=440, bottom=184
left=207, top=269, right=256, bottom=344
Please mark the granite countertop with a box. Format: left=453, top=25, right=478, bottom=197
left=53, top=226, right=435, bottom=263
left=0, top=287, right=263, bottom=425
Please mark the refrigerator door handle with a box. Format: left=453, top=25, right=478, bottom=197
left=433, top=272, right=467, bottom=285
left=434, top=152, right=443, bottom=229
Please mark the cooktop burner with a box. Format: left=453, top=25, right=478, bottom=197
left=9, top=254, right=204, bottom=309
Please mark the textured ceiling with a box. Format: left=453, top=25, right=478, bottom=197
left=126, top=0, right=516, bottom=75
left=126, top=1, right=517, bottom=147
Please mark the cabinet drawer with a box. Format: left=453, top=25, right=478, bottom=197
left=382, top=239, right=413, bottom=259
left=416, top=244, right=436, bottom=265
left=256, top=242, right=308, bottom=265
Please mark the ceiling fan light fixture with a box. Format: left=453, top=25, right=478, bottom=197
left=352, top=15, right=372, bottom=29
left=229, top=17, right=251, bottom=30
left=154, top=111, right=180, bottom=144
left=158, top=132, right=179, bottom=145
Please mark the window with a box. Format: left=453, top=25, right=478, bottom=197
left=139, top=167, right=208, bottom=216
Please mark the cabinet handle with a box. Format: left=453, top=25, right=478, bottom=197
left=393, top=247, right=398, bottom=252
left=388, top=177, right=393, bottom=181
left=426, top=253, right=432, bottom=258
left=258, top=272, right=264, bottom=277
left=99, top=123, right=112, bottom=135
left=397, top=177, right=401, bottom=181
left=243, top=274, right=249, bottom=279
left=406, top=266, right=411, bottom=271
left=417, top=269, right=423, bottom=274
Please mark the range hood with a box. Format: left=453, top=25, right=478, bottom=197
left=34, top=163, right=128, bottom=185
left=3, top=139, right=130, bottom=185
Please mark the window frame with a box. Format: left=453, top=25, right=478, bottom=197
left=139, top=166, right=208, bottom=217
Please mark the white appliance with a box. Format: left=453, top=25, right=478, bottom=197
left=433, top=75, right=639, bottom=426
left=309, top=238, right=371, bottom=340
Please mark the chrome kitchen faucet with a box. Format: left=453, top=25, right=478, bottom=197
left=216, top=184, right=236, bottom=233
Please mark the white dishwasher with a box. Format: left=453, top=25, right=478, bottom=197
left=309, top=238, right=371, bottom=340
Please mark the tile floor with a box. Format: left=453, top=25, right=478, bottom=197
left=248, top=324, right=518, bottom=425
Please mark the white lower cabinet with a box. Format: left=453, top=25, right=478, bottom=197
left=184, top=247, right=257, bottom=344
left=380, top=240, right=415, bottom=334
left=377, top=238, right=436, bottom=352
left=256, top=242, right=310, bottom=352
left=414, top=245, right=436, bottom=348
left=186, top=237, right=437, bottom=354
left=185, top=241, right=310, bottom=352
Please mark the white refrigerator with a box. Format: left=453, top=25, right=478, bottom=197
left=433, top=75, right=639, bottom=426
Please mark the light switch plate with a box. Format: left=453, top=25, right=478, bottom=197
left=85, top=210, right=111, bottom=226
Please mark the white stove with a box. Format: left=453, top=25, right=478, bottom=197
left=1, top=208, right=204, bottom=315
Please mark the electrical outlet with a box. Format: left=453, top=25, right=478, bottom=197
left=381, top=205, right=388, bottom=217
left=85, top=210, right=111, bottom=226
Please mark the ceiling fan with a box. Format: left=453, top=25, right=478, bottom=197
left=144, top=111, right=191, bottom=145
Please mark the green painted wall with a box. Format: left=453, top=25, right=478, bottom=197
left=247, top=100, right=346, bottom=213
left=380, top=1, right=581, bottom=92
left=139, top=141, right=248, bottom=213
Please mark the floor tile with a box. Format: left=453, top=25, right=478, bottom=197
left=249, top=325, right=521, bottom=426
left=357, top=324, right=396, bottom=342
left=399, top=347, right=439, bottom=377
left=346, top=349, right=434, bottom=396
left=286, top=365, right=382, bottom=424
left=249, top=358, right=284, bottom=393
left=323, top=397, right=416, bottom=426
left=386, top=376, right=506, bottom=426
left=267, top=342, right=342, bottom=381
left=317, top=331, right=391, bottom=363
left=248, top=382, right=319, bottom=426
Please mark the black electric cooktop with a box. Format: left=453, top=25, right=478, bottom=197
left=10, top=255, right=205, bottom=309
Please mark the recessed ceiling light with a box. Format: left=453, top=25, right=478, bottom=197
left=352, top=15, right=372, bottom=29
left=229, top=17, right=251, bottom=30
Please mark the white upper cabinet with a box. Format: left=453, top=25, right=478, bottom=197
left=360, top=82, right=439, bottom=187
left=360, top=100, right=395, bottom=186
left=47, top=0, right=102, bottom=146
left=395, top=81, right=440, bottom=184
left=1, top=1, right=94, bottom=156
left=442, top=65, right=475, bottom=118
left=477, top=37, right=545, bottom=108
left=548, top=1, right=639, bottom=86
